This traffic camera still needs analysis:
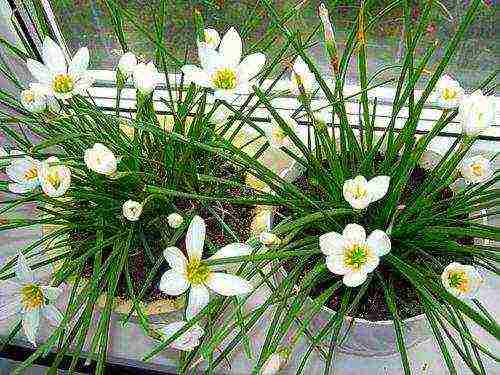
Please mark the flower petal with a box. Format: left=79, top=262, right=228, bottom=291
left=219, top=27, right=242, bottom=68
left=0, top=297, right=22, bottom=320
left=26, top=59, right=53, bottom=84
left=342, top=224, right=366, bottom=244
left=208, top=243, right=252, bottom=271
left=41, top=286, right=62, bottom=301
left=325, top=255, right=349, bottom=275
left=361, top=255, right=380, bottom=274
left=205, top=272, right=252, bottom=296
left=198, top=45, right=221, bottom=74
left=163, top=247, right=188, bottom=273
left=186, top=284, right=210, bottom=320
left=368, top=176, right=390, bottom=203
left=319, top=231, right=344, bottom=256
left=68, top=47, right=89, bottom=79
left=160, top=321, right=204, bottom=351
left=15, top=252, right=34, bottom=283
left=159, top=269, right=189, bottom=296
left=181, top=65, right=212, bottom=87
left=22, top=308, right=40, bottom=346
left=366, top=230, right=391, bottom=257
left=42, top=37, right=67, bottom=74
left=0, top=280, right=22, bottom=296
left=43, top=305, right=63, bottom=326
left=8, top=183, right=33, bottom=194
left=186, top=215, right=206, bottom=261
left=237, top=53, right=266, bottom=82
left=343, top=272, right=367, bottom=287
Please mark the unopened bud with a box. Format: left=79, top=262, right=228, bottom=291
left=259, top=232, right=281, bottom=247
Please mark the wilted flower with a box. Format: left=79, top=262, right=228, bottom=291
left=0, top=252, right=63, bottom=346
left=182, top=27, right=266, bottom=101
left=289, top=57, right=315, bottom=96
left=122, top=200, right=143, bottom=222
left=5, top=151, right=41, bottom=194
left=26, top=37, right=94, bottom=100
left=259, top=232, right=281, bottom=247
left=133, top=61, right=160, bottom=94
left=117, top=52, right=138, bottom=78
left=38, top=157, right=71, bottom=198
left=265, top=112, right=299, bottom=149
left=157, top=320, right=204, bottom=351
left=167, top=213, right=184, bottom=228
left=441, top=262, right=482, bottom=299
left=459, top=90, right=495, bottom=136
left=159, top=216, right=252, bottom=319
left=343, top=175, right=390, bottom=210
left=460, top=155, right=493, bottom=184
left=84, top=143, right=117, bottom=176
left=432, top=75, right=464, bottom=109
left=261, top=350, right=289, bottom=374
left=320, top=223, right=391, bottom=287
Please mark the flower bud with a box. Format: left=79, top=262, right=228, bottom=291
left=168, top=213, right=184, bottom=228
left=123, top=200, right=143, bottom=221
left=259, top=232, right=281, bottom=247
left=84, top=143, right=117, bottom=176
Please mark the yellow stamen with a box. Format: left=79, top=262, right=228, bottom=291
left=442, top=87, right=457, bottom=101
left=212, top=68, right=237, bottom=90
left=46, top=170, right=61, bottom=190
left=24, top=167, right=38, bottom=181
left=448, top=271, right=470, bottom=293
left=53, top=74, right=74, bottom=94
left=22, top=91, right=35, bottom=103
left=185, top=259, right=210, bottom=285
left=344, top=244, right=370, bottom=270
left=471, top=164, right=484, bottom=177
left=21, top=284, right=44, bottom=310
left=351, top=184, right=368, bottom=199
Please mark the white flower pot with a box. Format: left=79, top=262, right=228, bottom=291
left=254, top=158, right=487, bottom=357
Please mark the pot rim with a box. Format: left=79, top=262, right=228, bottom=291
left=41, top=223, right=180, bottom=317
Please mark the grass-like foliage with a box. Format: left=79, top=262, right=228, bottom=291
left=0, top=0, right=498, bottom=374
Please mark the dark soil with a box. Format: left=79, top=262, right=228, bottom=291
left=280, top=165, right=473, bottom=321
left=72, top=160, right=255, bottom=303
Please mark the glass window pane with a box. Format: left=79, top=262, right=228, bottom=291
left=48, top=1, right=497, bottom=91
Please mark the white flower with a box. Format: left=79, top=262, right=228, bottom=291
left=459, top=90, right=496, bottom=137
left=432, top=75, right=464, bottom=109
left=168, top=213, right=184, bottom=228
left=122, top=200, right=143, bottom=221
left=289, top=56, right=316, bottom=96
left=199, top=28, right=221, bottom=50
left=84, top=143, right=117, bottom=176
left=26, top=37, right=93, bottom=100
left=5, top=151, right=41, bottom=194
left=182, top=27, right=266, bottom=101
left=157, top=320, right=204, bottom=351
left=20, top=85, right=47, bottom=113
left=265, top=112, right=299, bottom=149
left=0, top=252, right=63, bottom=346
left=441, top=262, right=482, bottom=299
left=133, top=61, right=160, bottom=94
left=259, top=232, right=281, bottom=247
left=159, top=215, right=253, bottom=319
left=261, top=350, right=289, bottom=375
left=117, top=52, right=138, bottom=78
left=320, top=223, right=391, bottom=287
left=38, top=156, right=71, bottom=198
left=343, top=175, right=390, bottom=210
left=460, top=155, right=493, bottom=184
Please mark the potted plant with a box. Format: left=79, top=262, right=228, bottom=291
left=139, top=1, right=497, bottom=374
